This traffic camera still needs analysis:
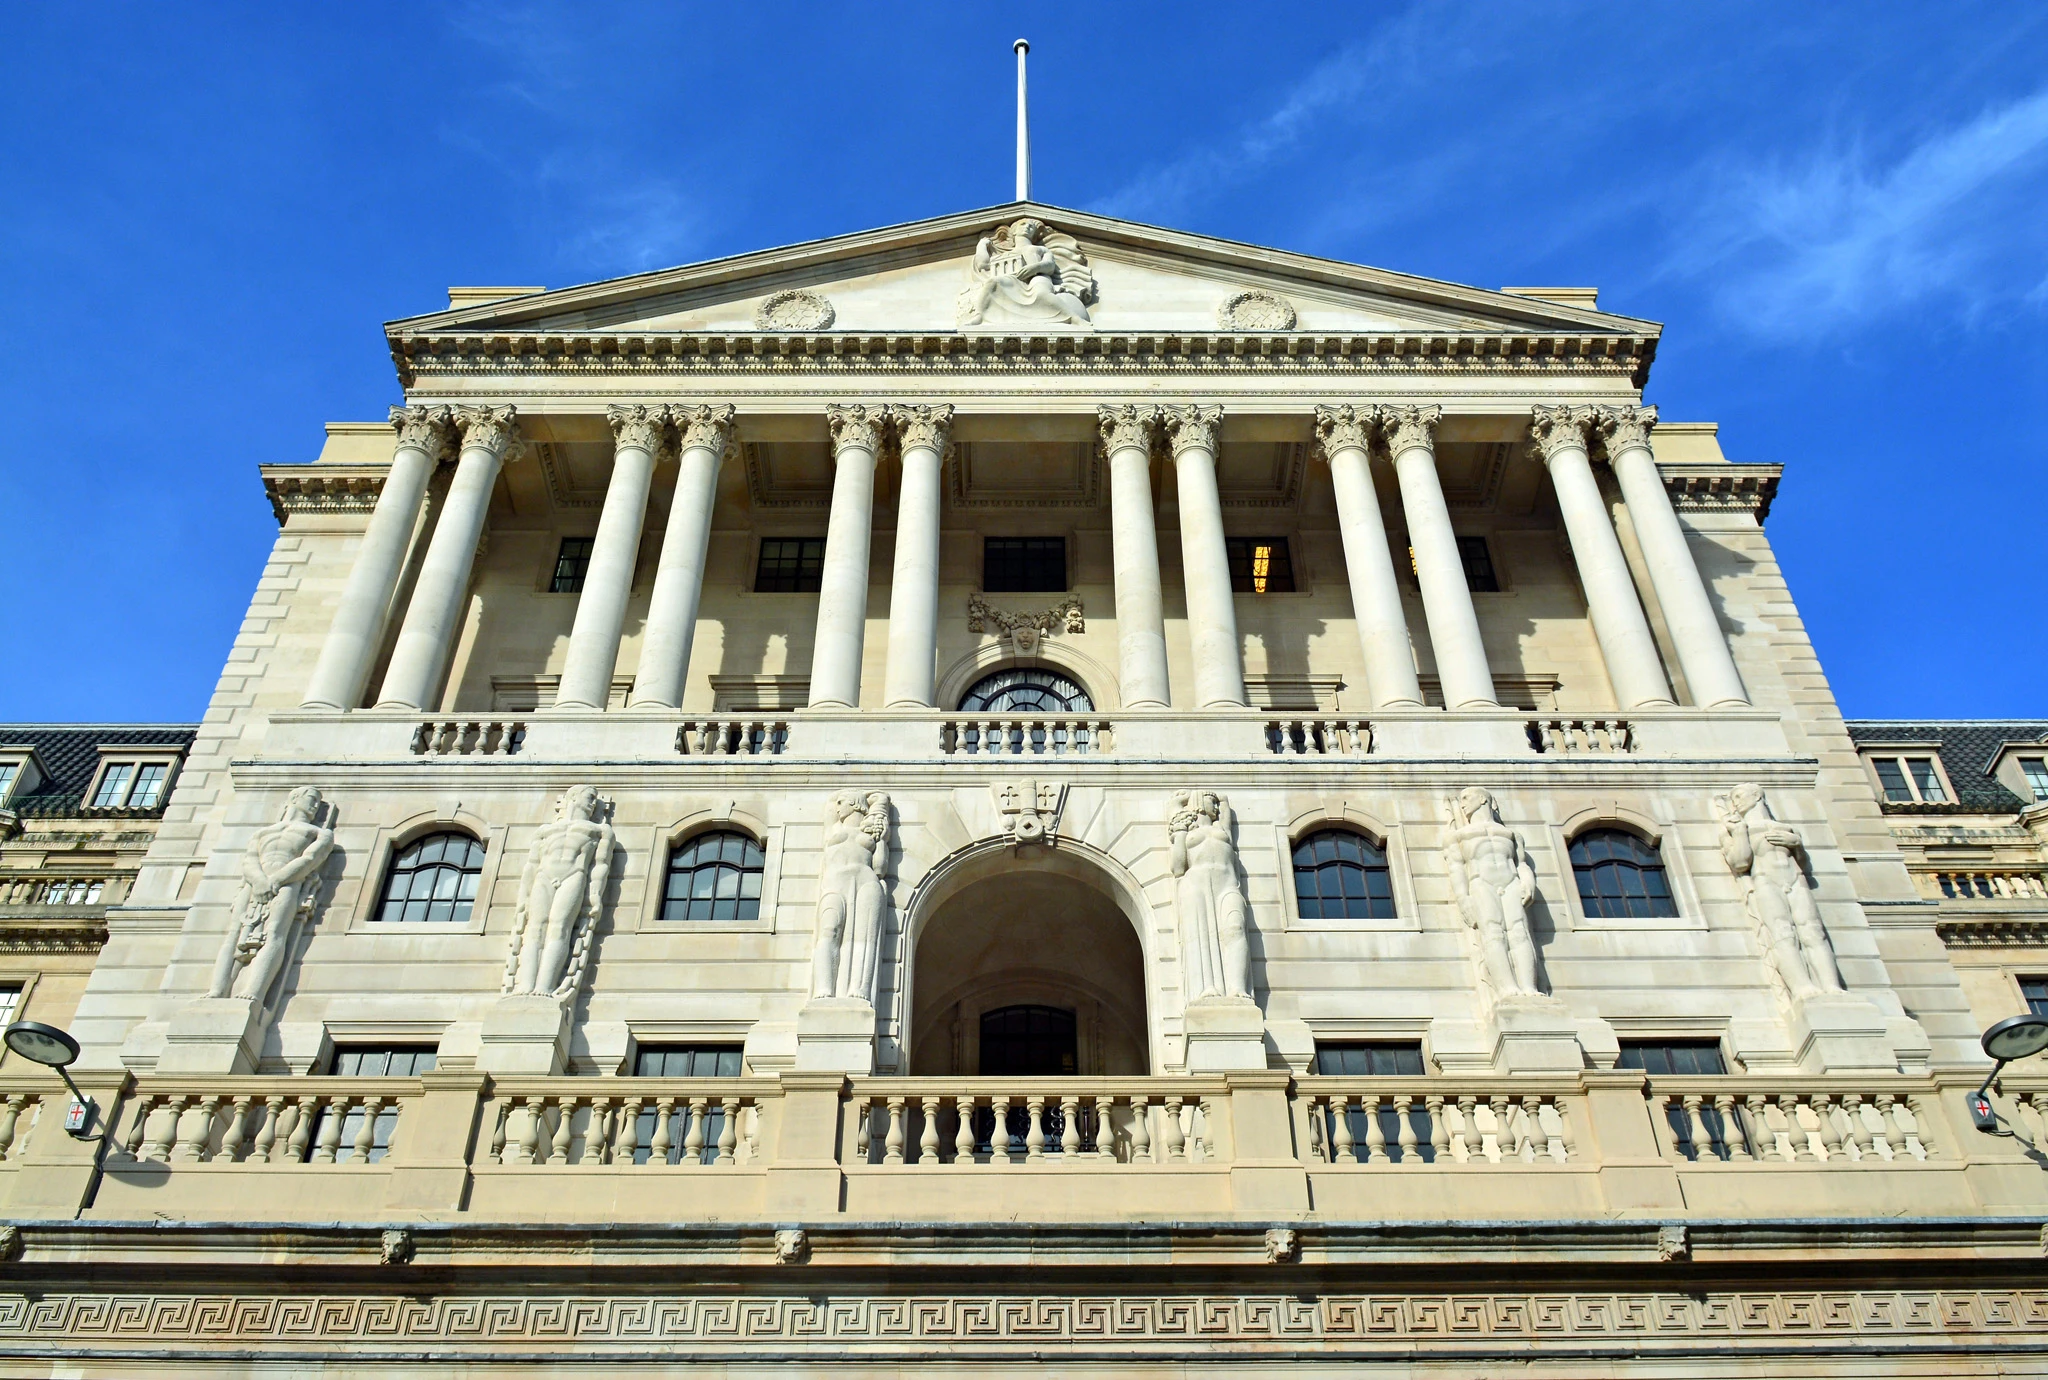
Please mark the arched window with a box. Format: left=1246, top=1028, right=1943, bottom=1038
left=662, top=830, right=765, bottom=921
left=959, top=667, right=1094, bottom=713
left=377, top=832, right=485, bottom=924
left=1292, top=829, right=1396, bottom=920
left=1569, top=828, right=1678, bottom=919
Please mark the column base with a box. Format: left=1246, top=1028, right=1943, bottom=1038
left=795, top=998, right=877, bottom=1073
left=157, top=997, right=266, bottom=1075
left=478, top=995, right=573, bottom=1075
left=1183, top=996, right=1268, bottom=1072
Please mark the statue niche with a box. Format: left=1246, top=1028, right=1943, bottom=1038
left=957, top=217, right=1096, bottom=328
left=208, top=786, right=336, bottom=1011
left=501, top=786, right=615, bottom=1004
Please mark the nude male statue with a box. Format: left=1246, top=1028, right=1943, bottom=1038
left=208, top=786, right=336, bottom=1007
left=1718, top=782, right=1845, bottom=1000
left=1443, top=786, right=1542, bottom=998
left=502, top=785, right=615, bottom=1001
left=810, top=790, right=892, bottom=1004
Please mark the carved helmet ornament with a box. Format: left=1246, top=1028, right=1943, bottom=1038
left=958, top=218, right=1096, bottom=328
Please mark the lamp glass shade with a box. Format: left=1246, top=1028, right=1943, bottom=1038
left=2, top=1021, right=79, bottom=1069
left=1981, top=1013, right=2048, bottom=1063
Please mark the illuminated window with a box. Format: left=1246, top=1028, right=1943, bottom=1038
left=1226, top=537, right=1296, bottom=593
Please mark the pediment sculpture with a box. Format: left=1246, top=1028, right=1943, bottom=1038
left=810, top=790, right=893, bottom=1005
left=502, top=786, right=615, bottom=1003
left=207, top=786, right=336, bottom=1010
left=1443, top=786, right=1547, bottom=1002
left=957, top=217, right=1096, bottom=327
left=1170, top=790, right=1253, bottom=1003
left=1717, top=783, right=1846, bottom=1002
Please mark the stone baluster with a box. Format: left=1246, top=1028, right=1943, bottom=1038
left=515, top=1098, right=546, bottom=1165
left=1163, top=1096, right=1187, bottom=1161
left=632, top=404, right=735, bottom=707
left=218, top=1095, right=254, bottom=1163
left=1778, top=1094, right=1813, bottom=1161
left=1162, top=404, right=1247, bottom=707
left=1813, top=1093, right=1845, bottom=1162
left=882, top=1096, right=906, bottom=1166
left=1394, top=1095, right=1418, bottom=1165
left=1129, top=1096, right=1153, bottom=1164
left=308, top=1096, right=346, bottom=1163
left=1682, top=1094, right=1712, bottom=1161
left=1331, top=1097, right=1355, bottom=1163
left=1314, top=405, right=1424, bottom=706
left=1363, top=1095, right=1387, bottom=1164
left=352, top=1097, right=384, bottom=1165
left=1098, top=405, right=1171, bottom=706
left=1198, top=1096, right=1220, bottom=1161
left=1060, top=1094, right=1082, bottom=1158
left=683, top=1097, right=709, bottom=1167
left=615, top=1097, right=643, bottom=1166
left=586, top=1098, right=614, bottom=1167
left=1716, top=1093, right=1749, bottom=1160
left=248, top=1096, right=285, bottom=1163
left=1905, top=1095, right=1937, bottom=1158
left=1381, top=405, right=1497, bottom=707
left=648, top=1097, right=676, bottom=1166
left=1024, top=1095, right=1048, bottom=1161
left=918, top=1095, right=942, bottom=1166
left=302, top=405, right=455, bottom=709
left=954, top=1097, right=978, bottom=1165
left=806, top=405, right=886, bottom=707
left=988, top=1095, right=1013, bottom=1165
left=376, top=405, right=521, bottom=709
left=1841, top=1094, right=1876, bottom=1161
left=548, top=1098, right=576, bottom=1165
left=882, top=405, right=953, bottom=707
left=1485, top=1095, right=1511, bottom=1164
left=178, top=1095, right=221, bottom=1162
left=1517, top=1095, right=1542, bottom=1161
left=1094, top=1097, right=1116, bottom=1162
left=1455, top=1094, right=1480, bottom=1163
left=1528, top=405, right=1673, bottom=709
left=145, top=1096, right=184, bottom=1161
left=719, top=1097, right=742, bottom=1167
left=555, top=406, right=670, bottom=709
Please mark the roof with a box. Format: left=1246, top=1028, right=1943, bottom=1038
left=0, top=724, right=198, bottom=819
left=1846, top=720, right=2048, bottom=814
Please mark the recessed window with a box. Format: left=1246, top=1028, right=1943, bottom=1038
left=2020, top=758, right=2048, bottom=802
left=958, top=668, right=1094, bottom=713
left=377, top=832, right=485, bottom=924
left=1457, top=535, right=1500, bottom=592
left=36, top=879, right=104, bottom=905
left=1907, top=757, right=1946, bottom=801
left=550, top=536, right=594, bottom=593
left=754, top=537, right=826, bottom=593
left=1314, top=1042, right=1424, bottom=1076
left=87, top=757, right=176, bottom=810
left=1226, top=537, right=1296, bottom=594
left=661, top=831, right=765, bottom=922
left=2022, top=977, right=2048, bottom=1017
left=1617, top=1040, right=1727, bottom=1076
left=1867, top=754, right=1948, bottom=804
left=1872, top=758, right=1913, bottom=802
left=0, top=763, right=17, bottom=803
left=0, top=984, right=21, bottom=1029
left=634, top=1044, right=743, bottom=1078
left=1569, top=828, right=1679, bottom=919
left=320, top=1046, right=436, bottom=1163
left=630, top=1044, right=743, bottom=1165
left=980, top=1005, right=1077, bottom=1076
left=1292, top=829, right=1396, bottom=920
left=983, top=537, right=1067, bottom=593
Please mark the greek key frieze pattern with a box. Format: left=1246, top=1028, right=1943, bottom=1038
left=8, top=1290, right=2046, bottom=1350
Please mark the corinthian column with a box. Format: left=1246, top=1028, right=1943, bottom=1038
left=554, top=405, right=669, bottom=710
left=1162, top=404, right=1246, bottom=708
left=1530, top=405, right=1674, bottom=709
left=1314, top=405, right=1423, bottom=708
left=1382, top=405, right=1497, bottom=708
left=631, top=404, right=734, bottom=709
left=300, top=405, right=453, bottom=709
left=1098, top=405, right=1170, bottom=708
left=375, top=404, right=519, bottom=710
left=806, top=405, right=886, bottom=708
left=1598, top=405, right=1749, bottom=707
left=883, top=404, right=952, bottom=708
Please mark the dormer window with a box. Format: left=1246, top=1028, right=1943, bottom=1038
left=85, top=748, right=182, bottom=811
left=0, top=750, right=46, bottom=808
left=1863, top=750, right=1950, bottom=805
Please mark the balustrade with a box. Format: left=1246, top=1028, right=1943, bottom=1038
left=676, top=719, right=788, bottom=756
left=845, top=1079, right=1224, bottom=1166
left=1302, top=1080, right=1576, bottom=1165
left=1527, top=718, right=1632, bottom=754
left=409, top=720, right=525, bottom=756
left=1265, top=719, right=1372, bottom=756
left=114, top=1078, right=420, bottom=1166
left=936, top=717, right=1113, bottom=757
left=1931, top=870, right=2048, bottom=901
left=1645, top=1080, right=1937, bottom=1164
left=480, top=1080, right=770, bottom=1168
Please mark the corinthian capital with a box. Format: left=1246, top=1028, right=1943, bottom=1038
left=1096, top=403, right=1159, bottom=454
left=1594, top=403, right=1658, bottom=454
left=672, top=403, right=736, bottom=454
left=1312, top=404, right=1373, bottom=458
left=389, top=404, right=456, bottom=462
left=1377, top=403, right=1442, bottom=457
left=889, top=403, right=954, bottom=453
left=1160, top=404, right=1223, bottom=458
left=825, top=404, right=887, bottom=456
left=606, top=403, right=672, bottom=458
left=1529, top=404, right=1599, bottom=462
left=453, top=404, right=521, bottom=461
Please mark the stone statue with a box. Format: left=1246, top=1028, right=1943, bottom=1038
left=957, top=217, right=1095, bottom=327
left=810, top=790, right=892, bottom=1003
left=1169, top=790, right=1253, bottom=1002
left=207, top=787, right=336, bottom=1007
left=1443, top=787, right=1543, bottom=999
left=1717, top=783, right=1845, bottom=1000
left=501, top=786, right=615, bottom=1002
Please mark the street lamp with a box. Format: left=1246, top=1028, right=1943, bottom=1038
left=1965, top=1012, right=2048, bottom=1134
left=2, top=1020, right=100, bottom=1139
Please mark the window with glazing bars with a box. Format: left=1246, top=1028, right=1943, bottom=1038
left=1617, top=1041, right=1727, bottom=1076
left=631, top=1045, right=743, bottom=1164
left=754, top=537, right=826, bottom=592
left=661, top=831, right=765, bottom=921
left=1569, top=828, right=1679, bottom=919
left=1315, top=1042, right=1432, bottom=1162
left=0, top=985, right=21, bottom=1030
left=1226, top=537, right=1296, bottom=593
left=377, top=833, right=485, bottom=923
left=1457, top=536, right=1500, bottom=592
left=321, top=1046, right=438, bottom=1163
left=982, top=537, right=1066, bottom=592
left=2021, top=758, right=2048, bottom=802
left=92, top=760, right=167, bottom=808
left=2021, top=977, right=2048, bottom=1017
left=1869, top=754, right=1948, bottom=803
left=550, top=537, right=594, bottom=593
left=1292, top=830, right=1396, bottom=919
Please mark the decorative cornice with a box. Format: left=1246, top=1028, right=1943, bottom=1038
left=260, top=465, right=388, bottom=524
left=604, top=403, right=671, bottom=458
left=824, top=404, right=887, bottom=456
left=1096, top=403, right=1159, bottom=455
left=1936, top=917, right=2048, bottom=948
left=388, top=404, right=456, bottom=462
left=453, top=404, right=521, bottom=461
left=673, top=403, right=737, bottom=455
left=889, top=403, right=954, bottom=454
left=1596, top=402, right=1657, bottom=453
left=1311, top=404, right=1374, bottom=458
left=1660, top=463, right=1781, bottom=523
left=1378, top=403, right=1442, bottom=458
left=1529, top=403, right=1598, bottom=462
left=1160, top=404, right=1223, bottom=458
left=0, top=918, right=108, bottom=953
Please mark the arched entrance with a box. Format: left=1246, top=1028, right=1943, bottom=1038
left=905, top=844, right=1151, bottom=1076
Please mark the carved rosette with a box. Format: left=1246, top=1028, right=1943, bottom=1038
left=454, top=404, right=521, bottom=461
left=389, top=404, right=456, bottom=463
left=824, top=404, right=887, bottom=458
left=1595, top=403, right=1658, bottom=455
left=1096, top=403, right=1159, bottom=455
left=674, top=403, right=737, bottom=455
left=605, top=403, right=671, bottom=459
left=754, top=289, right=835, bottom=331
left=1218, top=290, right=1297, bottom=331
left=1529, top=404, right=1598, bottom=462
left=1161, top=404, right=1223, bottom=459
left=1378, top=403, right=1442, bottom=457
left=890, top=403, right=954, bottom=454
left=1312, top=404, right=1373, bottom=459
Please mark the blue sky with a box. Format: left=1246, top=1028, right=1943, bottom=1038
left=3, top=3, right=2043, bottom=721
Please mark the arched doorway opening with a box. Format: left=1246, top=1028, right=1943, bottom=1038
left=906, top=846, right=1150, bottom=1076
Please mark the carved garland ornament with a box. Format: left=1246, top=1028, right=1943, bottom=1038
left=1218, top=290, right=1297, bottom=330
left=966, top=593, right=1085, bottom=638
left=754, top=290, right=835, bottom=331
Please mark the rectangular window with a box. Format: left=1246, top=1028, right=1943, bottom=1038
left=2022, top=758, right=2048, bottom=802
left=1617, top=1040, right=1728, bottom=1076
left=1906, top=757, right=1947, bottom=802
left=323, top=1046, right=438, bottom=1163
left=0, top=764, right=16, bottom=802
left=982, top=537, right=1067, bottom=593
left=550, top=537, right=594, bottom=593
left=1457, top=535, right=1500, bottom=592
left=1313, top=1042, right=1425, bottom=1076
left=1226, top=537, right=1297, bottom=594
left=129, top=763, right=168, bottom=809
left=753, top=537, right=826, bottom=593
left=631, top=1044, right=744, bottom=1165
left=0, top=985, right=21, bottom=1028
left=1871, top=758, right=1913, bottom=802
left=2021, top=977, right=2048, bottom=1017
left=91, top=763, right=133, bottom=808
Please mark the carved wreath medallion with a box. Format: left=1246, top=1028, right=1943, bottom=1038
left=754, top=290, right=835, bottom=331
left=1217, top=290, right=1297, bottom=331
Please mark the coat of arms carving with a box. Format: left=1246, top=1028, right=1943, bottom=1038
left=992, top=780, right=1068, bottom=846
left=957, top=218, right=1096, bottom=328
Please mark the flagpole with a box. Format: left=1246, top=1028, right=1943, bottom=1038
left=1014, top=39, right=1030, bottom=202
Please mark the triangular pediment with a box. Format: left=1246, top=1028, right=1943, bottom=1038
left=388, top=203, right=1658, bottom=340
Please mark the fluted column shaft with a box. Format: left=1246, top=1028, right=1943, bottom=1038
left=806, top=406, right=885, bottom=708
left=301, top=406, right=451, bottom=709
left=555, top=406, right=667, bottom=710
left=883, top=405, right=951, bottom=708
left=1099, top=406, right=1171, bottom=708
left=375, top=405, right=518, bottom=710
left=1163, top=405, right=1245, bottom=708
left=632, top=405, right=734, bottom=709
left=1314, top=405, right=1422, bottom=708
left=1531, top=406, right=1674, bottom=709
left=1600, top=406, right=1749, bottom=707
left=1383, top=406, right=1496, bottom=708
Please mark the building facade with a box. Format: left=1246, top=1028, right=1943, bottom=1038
left=3, top=206, right=2043, bottom=1376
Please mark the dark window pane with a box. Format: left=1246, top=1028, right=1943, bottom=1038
left=1315, top=1042, right=1424, bottom=1076
left=635, top=1043, right=744, bottom=1077
left=2020, top=977, right=2048, bottom=1017
left=376, top=832, right=485, bottom=923
left=1226, top=537, right=1297, bottom=594
left=1457, top=535, right=1500, bottom=592
left=331, top=1045, right=438, bottom=1077
left=662, top=831, right=766, bottom=921
left=550, top=536, right=594, bottom=593
left=1618, top=1041, right=1726, bottom=1076
left=754, top=538, right=827, bottom=593
left=1292, top=829, right=1395, bottom=920
left=1872, top=758, right=1913, bottom=802
left=982, top=537, right=1067, bottom=593
left=1906, top=757, right=1947, bottom=802
left=957, top=668, right=1094, bottom=713
left=1568, top=829, right=1678, bottom=919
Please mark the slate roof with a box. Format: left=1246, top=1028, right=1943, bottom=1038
left=0, top=724, right=197, bottom=819
left=1846, top=720, right=2048, bottom=813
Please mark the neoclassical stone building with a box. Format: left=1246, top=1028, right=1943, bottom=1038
left=4, top=205, right=2043, bottom=1376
